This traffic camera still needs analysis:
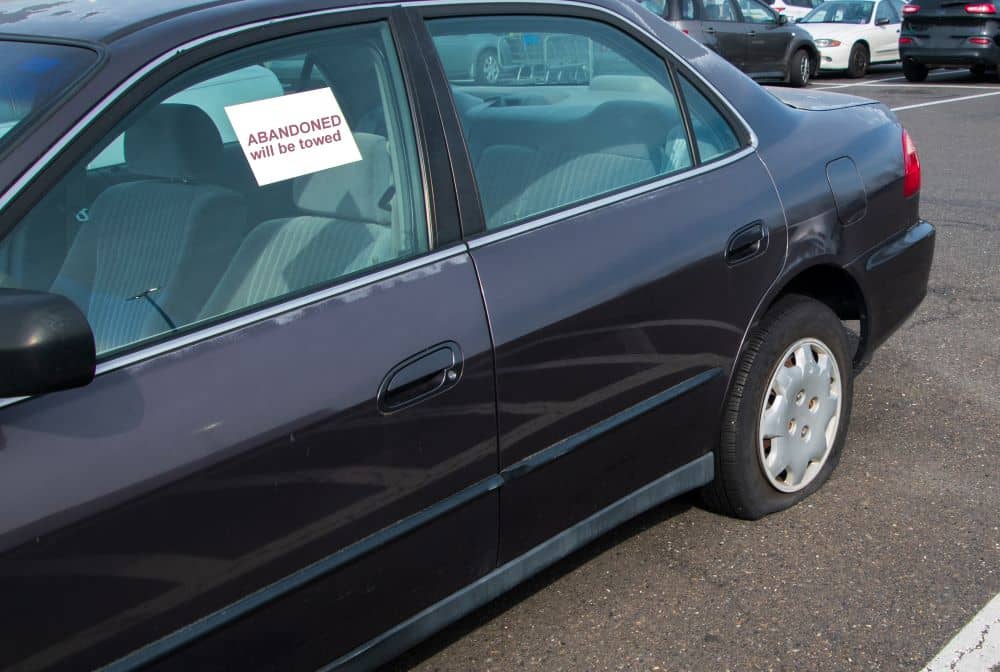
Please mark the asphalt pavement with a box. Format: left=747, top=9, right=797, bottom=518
left=386, top=65, right=1000, bottom=672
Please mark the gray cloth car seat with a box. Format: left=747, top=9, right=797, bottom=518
left=50, top=103, right=248, bottom=353
left=199, top=133, right=395, bottom=317
left=470, top=99, right=688, bottom=229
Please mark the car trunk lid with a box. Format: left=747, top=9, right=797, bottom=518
left=764, top=87, right=879, bottom=111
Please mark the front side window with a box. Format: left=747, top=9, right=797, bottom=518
left=801, top=1, right=876, bottom=22
left=641, top=0, right=668, bottom=14
left=0, top=41, right=95, bottom=151
left=738, top=0, right=779, bottom=22
left=875, top=0, right=900, bottom=21
left=428, top=16, right=695, bottom=230
left=0, top=22, right=427, bottom=358
left=702, top=0, right=739, bottom=21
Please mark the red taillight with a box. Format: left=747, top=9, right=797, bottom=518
left=969, top=36, right=993, bottom=43
left=902, top=130, right=921, bottom=198
left=964, top=2, right=996, bottom=12
left=902, top=3, right=920, bottom=13
left=899, top=36, right=915, bottom=44
left=683, top=28, right=690, bottom=33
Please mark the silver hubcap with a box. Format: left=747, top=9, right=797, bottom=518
left=800, top=54, right=810, bottom=82
left=758, top=338, right=842, bottom=493
left=482, top=54, right=500, bottom=83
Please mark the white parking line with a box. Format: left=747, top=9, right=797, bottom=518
left=812, top=71, right=954, bottom=89
left=892, top=90, right=1000, bottom=111
left=921, top=592, right=1000, bottom=672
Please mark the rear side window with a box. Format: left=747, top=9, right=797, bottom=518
left=738, top=0, right=779, bottom=22
left=0, top=22, right=427, bottom=358
left=0, top=41, right=95, bottom=152
left=678, top=75, right=741, bottom=163
left=428, top=16, right=695, bottom=230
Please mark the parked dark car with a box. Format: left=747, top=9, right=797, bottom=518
left=430, top=33, right=505, bottom=83
left=899, top=0, right=1000, bottom=80
left=640, top=0, right=821, bottom=84
left=0, top=0, right=934, bottom=669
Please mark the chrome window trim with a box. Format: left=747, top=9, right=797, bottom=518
left=0, top=0, right=759, bottom=217
left=0, top=2, right=405, bottom=218
left=468, top=146, right=756, bottom=248
left=414, top=0, right=760, bottom=148
left=415, top=0, right=760, bottom=247
left=0, top=244, right=468, bottom=412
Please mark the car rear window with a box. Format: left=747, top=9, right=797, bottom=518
left=0, top=41, right=96, bottom=151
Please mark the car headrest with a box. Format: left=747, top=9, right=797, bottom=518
left=292, top=133, right=393, bottom=226
left=124, top=103, right=223, bottom=181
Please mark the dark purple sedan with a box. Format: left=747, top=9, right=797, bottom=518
left=0, top=0, right=933, bottom=669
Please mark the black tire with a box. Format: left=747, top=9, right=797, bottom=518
left=701, top=295, right=854, bottom=520
left=847, top=43, right=869, bottom=78
left=970, top=64, right=987, bottom=79
left=902, top=59, right=929, bottom=82
left=788, top=49, right=812, bottom=87
left=474, top=48, right=500, bottom=85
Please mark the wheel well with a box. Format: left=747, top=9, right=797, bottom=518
left=854, top=40, right=870, bottom=52
left=767, top=265, right=869, bottom=364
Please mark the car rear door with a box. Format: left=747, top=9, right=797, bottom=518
left=0, top=10, right=498, bottom=671
left=697, top=0, right=750, bottom=68
left=419, top=7, right=788, bottom=562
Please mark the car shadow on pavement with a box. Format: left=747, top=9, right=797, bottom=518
left=381, top=494, right=698, bottom=671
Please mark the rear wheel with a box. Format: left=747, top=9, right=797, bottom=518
left=701, top=295, right=854, bottom=519
left=902, top=59, right=929, bottom=82
left=847, top=43, right=869, bottom=78
left=788, top=49, right=812, bottom=87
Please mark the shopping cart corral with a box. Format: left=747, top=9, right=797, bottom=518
left=498, top=32, right=592, bottom=84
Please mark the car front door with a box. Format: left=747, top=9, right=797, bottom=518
left=0, top=13, right=498, bottom=671
left=738, top=0, right=793, bottom=76
left=696, top=0, right=749, bottom=69
left=872, top=0, right=903, bottom=61
left=421, top=10, right=788, bottom=562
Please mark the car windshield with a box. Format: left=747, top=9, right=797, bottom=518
left=0, top=41, right=96, bottom=151
left=800, top=0, right=875, bottom=22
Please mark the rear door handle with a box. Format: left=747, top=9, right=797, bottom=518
left=378, top=342, right=462, bottom=413
left=704, top=26, right=717, bottom=34
left=726, top=220, right=768, bottom=265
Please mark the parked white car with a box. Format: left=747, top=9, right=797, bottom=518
left=797, top=0, right=904, bottom=77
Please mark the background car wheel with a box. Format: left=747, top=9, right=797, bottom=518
left=847, top=43, right=869, bottom=78
left=701, top=295, right=854, bottom=520
left=902, top=59, right=929, bottom=82
left=788, top=49, right=812, bottom=87
left=474, top=49, right=501, bottom=84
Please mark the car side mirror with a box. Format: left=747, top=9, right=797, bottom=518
left=875, top=16, right=891, bottom=24
left=778, top=14, right=790, bottom=24
left=0, top=289, right=96, bottom=398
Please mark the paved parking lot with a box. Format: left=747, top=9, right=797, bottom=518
left=387, top=66, right=1000, bottom=672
